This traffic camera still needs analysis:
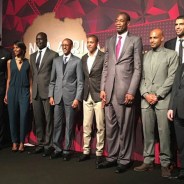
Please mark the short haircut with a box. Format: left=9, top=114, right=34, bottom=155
left=117, top=12, right=131, bottom=22
left=63, top=38, right=73, bottom=46
left=87, top=35, right=99, bottom=43
left=36, top=32, right=47, bottom=40
left=176, top=15, right=184, bottom=20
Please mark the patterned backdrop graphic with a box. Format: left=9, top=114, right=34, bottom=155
left=2, top=0, right=184, bottom=48
left=2, top=0, right=184, bottom=162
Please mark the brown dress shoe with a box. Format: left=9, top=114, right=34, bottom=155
left=134, top=163, right=154, bottom=171
left=161, top=166, right=172, bottom=177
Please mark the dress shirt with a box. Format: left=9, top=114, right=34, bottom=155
left=116, top=31, right=128, bottom=59
left=87, top=49, right=98, bottom=73
left=63, top=53, right=71, bottom=64
left=175, top=37, right=184, bottom=64
left=36, top=47, right=47, bottom=68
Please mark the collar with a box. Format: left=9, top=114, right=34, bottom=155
left=87, top=48, right=98, bottom=57
left=152, top=46, right=164, bottom=52
left=116, top=31, right=128, bottom=39
left=38, top=47, right=47, bottom=53
left=63, top=53, right=71, bottom=59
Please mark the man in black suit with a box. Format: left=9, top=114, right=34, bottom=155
left=30, top=32, right=59, bottom=156
left=165, top=15, right=184, bottom=169
left=164, top=15, right=184, bottom=65
left=0, top=35, right=12, bottom=149
left=168, top=64, right=184, bottom=180
left=78, top=35, right=105, bottom=167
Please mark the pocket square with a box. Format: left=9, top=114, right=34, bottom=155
left=1, top=57, right=5, bottom=60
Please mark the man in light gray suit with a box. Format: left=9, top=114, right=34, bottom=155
left=98, top=12, right=143, bottom=173
left=134, top=29, right=178, bottom=177
left=30, top=32, right=59, bottom=156
left=49, top=38, right=83, bottom=161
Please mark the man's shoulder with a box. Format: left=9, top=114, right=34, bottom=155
left=163, top=47, right=178, bottom=55
left=165, top=37, right=177, bottom=44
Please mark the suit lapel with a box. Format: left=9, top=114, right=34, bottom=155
left=151, top=49, right=164, bottom=80
left=83, top=55, right=90, bottom=74
left=63, top=54, right=73, bottom=77
left=118, top=35, right=130, bottom=62
left=90, top=50, right=101, bottom=73
left=39, top=48, right=50, bottom=71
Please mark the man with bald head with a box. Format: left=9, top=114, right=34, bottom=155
left=134, top=29, right=178, bottom=177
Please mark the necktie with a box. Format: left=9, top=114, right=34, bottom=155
left=64, top=57, right=67, bottom=64
left=36, top=51, right=42, bottom=69
left=116, top=36, right=122, bottom=60
left=179, top=39, right=183, bottom=65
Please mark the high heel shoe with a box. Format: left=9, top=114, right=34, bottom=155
left=18, top=143, right=25, bottom=153
left=12, top=143, right=18, bottom=152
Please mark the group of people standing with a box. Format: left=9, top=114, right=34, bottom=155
left=0, top=11, right=184, bottom=180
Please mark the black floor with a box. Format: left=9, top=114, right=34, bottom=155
left=0, top=146, right=182, bottom=184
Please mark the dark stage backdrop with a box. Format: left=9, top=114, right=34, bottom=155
left=2, top=0, right=184, bottom=165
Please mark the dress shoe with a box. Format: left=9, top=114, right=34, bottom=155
left=161, top=166, right=172, bottom=177
left=42, top=148, right=53, bottom=157
left=63, top=154, right=71, bottom=161
left=28, top=146, right=44, bottom=154
left=78, top=154, right=90, bottom=162
left=177, top=171, right=184, bottom=180
left=115, top=164, right=127, bottom=174
left=96, top=156, right=103, bottom=168
left=134, top=163, right=154, bottom=172
left=97, top=160, right=117, bottom=169
left=50, top=151, right=62, bottom=159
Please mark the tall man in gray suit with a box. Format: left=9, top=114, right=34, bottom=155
left=99, top=12, right=143, bottom=173
left=30, top=32, right=59, bottom=156
left=134, top=29, right=178, bottom=178
left=49, top=38, right=83, bottom=161
left=78, top=35, right=105, bottom=167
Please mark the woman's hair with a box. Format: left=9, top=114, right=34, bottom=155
left=13, top=40, right=26, bottom=58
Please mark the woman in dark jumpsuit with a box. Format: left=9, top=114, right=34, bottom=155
left=4, top=41, right=32, bottom=152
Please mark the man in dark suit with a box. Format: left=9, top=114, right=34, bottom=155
left=30, top=32, right=59, bottom=156
left=78, top=35, right=105, bottom=167
left=168, top=64, right=184, bottom=180
left=164, top=15, right=184, bottom=65
left=0, top=35, right=12, bottom=149
left=49, top=38, right=83, bottom=161
left=164, top=15, right=184, bottom=168
left=98, top=12, right=143, bottom=173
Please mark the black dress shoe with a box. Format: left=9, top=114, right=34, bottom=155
left=42, top=148, right=53, bottom=157
left=50, top=152, right=62, bottom=159
left=177, top=172, right=184, bottom=180
left=115, top=164, right=127, bottom=174
left=96, top=156, right=103, bottom=165
left=97, top=160, right=117, bottom=169
left=78, top=154, right=90, bottom=162
left=28, top=146, right=44, bottom=154
left=63, top=154, right=71, bottom=161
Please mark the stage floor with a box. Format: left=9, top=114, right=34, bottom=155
left=0, top=146, right=181, bottom=184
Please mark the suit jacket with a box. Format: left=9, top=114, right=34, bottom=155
left=30, top=48, right=59, bottom=99
left=82, top=50, right=105, bottom=102
left=48, top=54, right=84, bottom=105
left=100, top=32, right=143, bottom=104
left=164, top=38, right=177, bottom=50
left=140, top=47, right=178, bottom=109
left=0, top=46, right=12, bottom=96
left=169, top=64, right=184, bottom=119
